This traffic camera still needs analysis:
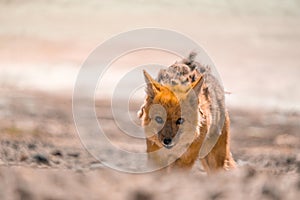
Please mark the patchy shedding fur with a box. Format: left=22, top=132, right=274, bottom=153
left=138, top=52, right=236, bottom=173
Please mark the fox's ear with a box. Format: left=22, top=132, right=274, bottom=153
left=143, top=70, right=162, bottom=98
left=186, top=75, right=204, bottom=106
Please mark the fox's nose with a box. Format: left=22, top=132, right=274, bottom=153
left=163, top=138, right=172, bottom=146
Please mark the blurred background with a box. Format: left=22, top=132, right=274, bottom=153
left=1, top=0, right=299, bottom=110
left=0, top=1, right=300, bottom=199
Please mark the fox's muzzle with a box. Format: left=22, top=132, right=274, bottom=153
left=158, top=122, right=178, bottom=149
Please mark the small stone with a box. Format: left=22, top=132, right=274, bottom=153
left=20, top=154, right=28, bottom=162
left=132, top=190, right=152, bottom=200
left=27, top=143, right=36, bottom=150
left=286, top=156, right=295, bottom=164
left=67, top=152, right=80, bottom=158
left=244, top=166, right=256, bottom=178
left=51, top=150, right=63, bottom=157
left=210, top=191, right=224, bottom=200
left=33, top=154, right=49, bottom=165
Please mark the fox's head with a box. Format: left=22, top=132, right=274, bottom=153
left=139, top=70, right=204, bottom=149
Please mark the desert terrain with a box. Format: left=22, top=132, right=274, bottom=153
left=0, top=0, right=300, bottom=199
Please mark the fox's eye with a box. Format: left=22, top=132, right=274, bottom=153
left=176, top=118, right=184, bottom=125
left=155, top=116, right=164, bottom=124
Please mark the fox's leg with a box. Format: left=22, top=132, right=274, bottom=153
left=200, top=112, right=236, bottom=173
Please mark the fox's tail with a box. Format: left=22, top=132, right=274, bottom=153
left=182, top=52, right=210, bottom=74
left=182, top=52, right=198, bottom=71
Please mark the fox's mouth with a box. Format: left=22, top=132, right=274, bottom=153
left=161, top=138, right=175, bottom=149
left=163, top=143, right=174, bottom=149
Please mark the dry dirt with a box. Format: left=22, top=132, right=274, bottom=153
left=0, top=90, right=299, bottom=200
left=1, top=1, right=300, bottom=199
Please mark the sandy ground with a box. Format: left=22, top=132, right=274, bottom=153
left=0, top=91, right=300, bottom=199
left=1, top=0, right=300, bottom=199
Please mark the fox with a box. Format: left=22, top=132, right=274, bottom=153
left=138, top=52, right=236, bottom=173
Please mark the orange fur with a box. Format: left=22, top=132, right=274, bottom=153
left=139, top=58, right=236, bottom=174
